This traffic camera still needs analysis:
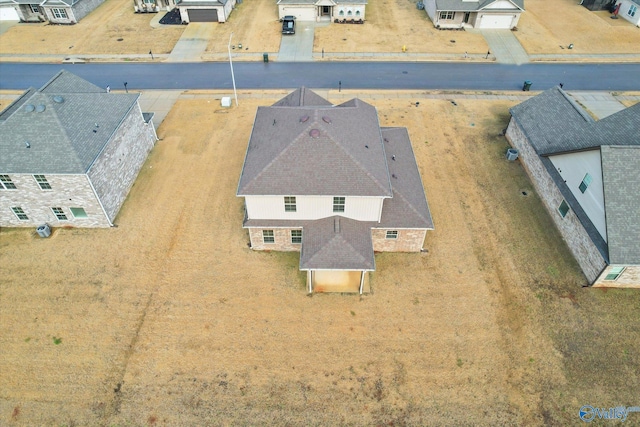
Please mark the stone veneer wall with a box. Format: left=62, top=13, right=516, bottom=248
left=248, top=227, right=303, bottom=251
left=87, top=103, right=156, bottom=224
left=593, top=265, right=640, bottom=287
left=506, top=117, right=606, bottom=283
left=0, top=173, right=110, bottom=227
left=372, top=228, right=426, bottom=252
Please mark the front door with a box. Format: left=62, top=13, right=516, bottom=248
left=463, top=12, right=470, bottom=23
left=321, top=5, right=330, bottom=15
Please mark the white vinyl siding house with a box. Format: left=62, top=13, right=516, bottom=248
left=244, top=195, right=384, bottom=222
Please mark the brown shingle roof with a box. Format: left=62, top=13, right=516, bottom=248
left=237, top=93, right=393, bottom=197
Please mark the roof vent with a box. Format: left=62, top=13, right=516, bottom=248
left=53, top=96, right=64, bottom=103
left=35, top=105, right=46, bottom=113
left=309, top=129, right=321, bottom=138
left=24, top=104, right=35, bottom=112
left=300, top=115, right=310, bottom=123
left=322, top=116, right=332, bottom=124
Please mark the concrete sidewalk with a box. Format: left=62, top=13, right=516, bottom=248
left=570, top=91, right=627, bottom=119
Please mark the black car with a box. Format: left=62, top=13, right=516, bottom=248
left=282, top=15, right=295, bottom=35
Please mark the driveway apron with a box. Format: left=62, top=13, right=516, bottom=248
left=278, top=22, right=315, bottom=62
left=167, top=23, right=214, bottom=62
left=479, top=29, right=529, bottom=65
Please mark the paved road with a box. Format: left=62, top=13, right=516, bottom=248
left=1, top=62, right=640, bottom=91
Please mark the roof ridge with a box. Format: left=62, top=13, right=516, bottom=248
left=38, top=70, right=65, bottom=92
left=560, top=88, right=594, bottom=123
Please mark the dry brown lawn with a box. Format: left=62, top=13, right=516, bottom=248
left=0, top=0, right=184, bottom=55
left=204, top=0, right=281, bottom=54
left=516, top=0, right=640, bottom=55
left=314, top=0, right=489, bottom=54
left=1, top=93, right=639, bottom=425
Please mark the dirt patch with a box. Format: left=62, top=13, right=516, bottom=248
left=0, top=0, right=184, bottom=55
left=1, top=93, right=638, bottom=425
left=515, top=0, right=640, bottom=55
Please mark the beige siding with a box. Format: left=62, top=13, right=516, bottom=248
left=244, top=195, right=384, bottom=222
left=0, top=173, right=109, bottom=227
left=87, top=103, right=156, bottom=224
left=506, top=117, right=606, bottom=283
left=372, top=228, right=426, bottom=252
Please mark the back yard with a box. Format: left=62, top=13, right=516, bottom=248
left=1, top=92, right=638, bottom=425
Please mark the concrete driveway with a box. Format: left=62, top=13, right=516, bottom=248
left=476, top=29, right=529, bottom=65
left=277, top=21, right=315, bottom=62
left=167, top=23, right=214, bottom=62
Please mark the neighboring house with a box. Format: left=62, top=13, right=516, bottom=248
left=0, top=70, right=157, bottom=229
left=237, top=88, right=434, bottom=294
left=176, top=0, right=234, bottom=22
left=424, top=0, right=524, bottom=29
left=613, top=0, right=640, bottom=26
left=505, top=87, right=640, bottom=287
left=133, top=0, right=175, bottom=13
left=0, top=0, right=20, bottom=20
left=8, top=0, right=104, bottom=23
left=277, top=0, right=366, bottom=22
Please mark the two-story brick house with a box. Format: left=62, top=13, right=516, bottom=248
left=0, top=70, right=157, bottom=229
left=237, top=88, right=434, bottom=294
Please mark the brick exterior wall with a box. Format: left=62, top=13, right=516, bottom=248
left=506, top=117, right=607, bottom=283
left=0, top=174, right=110, bottom=227
left=593, top=265, right=640, bottom=287
left=372, top=228, right=426, bottom=252
left=248, top=227, right=303, bottom=251
left=87, top=103, right=156, bottom=224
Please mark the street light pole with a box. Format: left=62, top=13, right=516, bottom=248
left=228, top=33, right=239, bottom=107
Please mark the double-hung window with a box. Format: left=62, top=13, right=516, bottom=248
left=34, top=175, right=51, bottom=190
left=52, top=207, right=67, bottom=220
left=51, top=8, right=68, bottom=19
left=628, top=4, right=637, bottom=17
left=263, top=230, right=275, bottom=244
left=333, top=197, right=345, bottom=213
left=284, top=196, right=296, bottom=212
left=440, top=11, right=454, bottom=20
left=386, top=230, right=398, bottom=239
left=291, top=230, right=302, bottom=244
left=0, top=175, right=17, bottom=189
left=12, top=207, right=28, bottom=221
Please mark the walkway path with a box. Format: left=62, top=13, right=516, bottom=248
left=570, top=91, right=627, bottom=119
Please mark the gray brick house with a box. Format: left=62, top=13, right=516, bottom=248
left=237, top=88, right=434, bottom=294
left=0, top=70, right=157, bottom=229
left=505, top=87, right=640, bottom=287
left=9, top=0, right=105, bottom=24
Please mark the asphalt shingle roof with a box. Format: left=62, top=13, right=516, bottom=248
left=237, top=90, right=393, bottom=197
left=0, top=70, right=140, bottom=174
left=435, top=0, right=524, bottom=11
left=300, top=216, right=376, bottom=270
left=377, top=127, right=434, bottom=229
left=510, top=87, right=640, bottom=265
left=601, top=146, right=640, bottom=265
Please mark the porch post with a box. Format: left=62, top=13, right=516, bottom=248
left=308, top=271, right=313, bottom=293
left=359, top=271, right=365, bottom=295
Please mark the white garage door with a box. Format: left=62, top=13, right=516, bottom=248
left=0, top=6, right=19, bottom=21
left=477, top=14, right=514, bottom=29
left=279, top=5, right=316, bottom=21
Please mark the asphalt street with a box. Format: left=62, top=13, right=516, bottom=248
left=1, top=62, right=639, bottom=91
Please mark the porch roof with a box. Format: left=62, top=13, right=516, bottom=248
left=300, top=216, right=376, bottom=271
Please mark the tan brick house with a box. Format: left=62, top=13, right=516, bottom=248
left=237, top=88, right=434, bottom=294
left=0, top=70, right=157, bottom=229
left=506, top=87, right=640, bottom=288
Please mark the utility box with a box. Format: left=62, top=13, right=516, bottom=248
left=221, top=97, right=232, bottom=108
left=36, top=224, right=51, bottom=238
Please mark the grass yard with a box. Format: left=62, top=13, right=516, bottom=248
left=1, top=92, right=638, bottom=425
left=516, top=0, right=640, bottom=55
left=0, top=0, right=184, bottom=55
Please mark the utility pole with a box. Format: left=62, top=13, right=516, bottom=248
left=228, top=33, right=239, bottom=107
